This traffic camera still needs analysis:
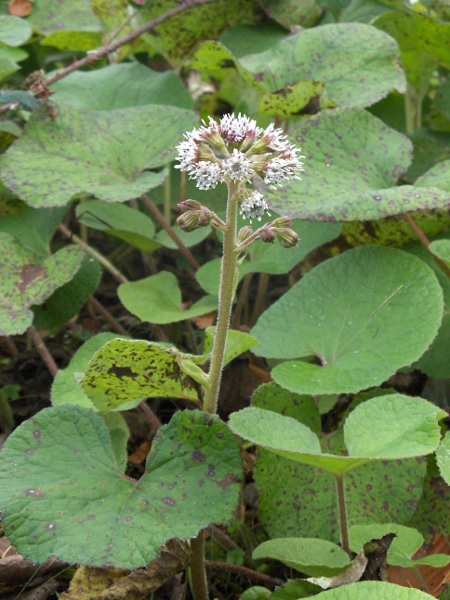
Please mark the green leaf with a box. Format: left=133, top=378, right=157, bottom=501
left=51, top=63, right=194, bottom=111
left=376, top=9, right=450, bottom=70
left=204, top=327, right=260, bottom=368
left=27, top=0, right=102, bottom=37
left=435, top=432, right=450, bottom=487
left=136, top=0, right=262, bottom=67
left=0, top=90, right=41, bottom=111
left=271, top=579, right=322, bottom=600
left=257, top=0, right=322, bottom=29
left=32, top=255, right=102, bottom=335
left=1, top=103, right=197, bottom=208
left=0, top=206, right=67, bottom=258
left=252, top=382, right=321, bottom=434
left=252, top=247, right=443, bottom=395
left=344, top=395, right=446, bottom=460
left=0, top=16, right=32, bottom=46
left=82, top=338, right=202, bottom=410
left=0, top=47, right=28, bottom=81
left=76, top=200, right=161, bottom=254
left=416, top=160, right=450, bottom=192
left=229, top=394, right=443, bottom=476
left=51, top=333, right=129, bottom=410
left=196, top=220, right=341, bottom=295
left=220, top=23, right=288, bottom=58
left=102, top=412, right=129, bottom=472
left=118, top=271, right=217, bottom=325
left=311, top=580, right=439, bottom=598
left=429, top=240, right=450, bottom=265
left=259, top=109, right=449, bottom=222
left=0, top=406, right=242, bottom=569
left=239, top=23, right=405, bottom=109
left=0, top=233, right=84, bottom=335
left=253, top=538, right=351, bottom=577
left=240, top=587, right=272, bottom=600
left=349, top=523, right=450, bottom=568
left=253, top=389, right=428, bottom=542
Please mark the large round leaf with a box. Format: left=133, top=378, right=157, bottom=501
left=0, top=233, right=84, bottom=335
left=240, top=23, right=405, bottom=109
left=312, top=581, right=437, bottom=599
left=251, top=246, right=443, bottom=395
left=258, top=109, right=450, bottom=222
left=0, top=406, right=242, bottom=569
left=1, top=103, right=197, bottom=208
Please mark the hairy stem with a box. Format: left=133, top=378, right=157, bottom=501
left=190, top=534, right=209, bottom=600
left=203, top=181, right=240, bottom=414
left=335, top=474, right=351, bottom=555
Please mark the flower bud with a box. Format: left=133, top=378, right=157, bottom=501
left=177, top=207, right=212, bottom=232
left=275, top=227, right=299, bottom=248
left=236, top=226, right=254, bottom=246
left=178, top=199, right=202, bottom=213
left=271, top=216, right=293, bottom=229
left=259, top=224, right=276, bottom=244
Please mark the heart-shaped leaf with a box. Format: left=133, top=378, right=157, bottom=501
left=0, top=406, right=242, bottom=569
left=253, top=538, right=351, bottom=577
left=118, top=271, right=217, bottom=325
left=258, top=109, right=450, bottom=221
left=252, top=247, right=443, bottom=395
left=0, top=232, right=84, bottom=335
left=311, top=580, right=440, bottom=599
left=1, top=103, right=197, bottom=208
left=229, top=394, right=444, bottom=476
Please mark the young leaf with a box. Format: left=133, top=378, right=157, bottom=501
left=229, top=394, right=444, bottom=476
left=82, top=338, right=202, bottom=410
left=253, top=538, right=351, bottom=577
left=0, top=406, right=242, bottom=569
left=76, top=200, right=161, bottom=254
left=311, top=580, right=437, bottom=598
left=0, top=232, right=84, bottom=335
left=118, top=271, right=217, bottom=325
left=1, top=103, right=198, bottom=208
left=258, top=109, right=450, bottom=222
left=252, top=247, right=443, bottom=395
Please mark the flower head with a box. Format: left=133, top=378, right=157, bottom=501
left=240, top=191, right=271, bottom=223
left=175, top=113, right=304, bottom=192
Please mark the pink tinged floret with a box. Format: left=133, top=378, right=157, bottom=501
left=219, top=113, right=263, bottom=145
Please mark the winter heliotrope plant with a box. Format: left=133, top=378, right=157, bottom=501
left=175, top=113, right=304, bottom=413
left=175, top=113, right=304, bottom=600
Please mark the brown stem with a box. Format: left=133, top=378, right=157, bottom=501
left=27, top=325, right=58, bottom=378
left=58, top=223, right=128, bottom=284
left=139, top=401, right=163, bottom=429
left=405, top=213, right=450, bottom=280
left=205, top=560, right=284, bottom=588
left=44, top=0, right=214, bottom=88
left=87, top=297, right=129, bottom=336
left=3, top=336, right=19, bottom=358
left=141, top=194, right=200, bottom=270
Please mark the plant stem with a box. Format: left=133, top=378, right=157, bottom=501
left=88, top=297, right=129, bottom=336
left=58, top=223, right=128, bottom=284
left=205, top=560, right=284, bottom=587
left=405, top=213, right=450, bottom=280
left=335, top=474, right=351, bottom=555
left=203, top=181, right=240, bottom=414
left=190, top=534, right=209, bottom=600
left=27, top=325, right=58, bottom=378
left=141, top=194, right=200, bottom=271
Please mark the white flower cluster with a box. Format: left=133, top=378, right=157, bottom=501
left=175, top=113, right=304, bottom=192
left=240, top=192, right=271, bottom=223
